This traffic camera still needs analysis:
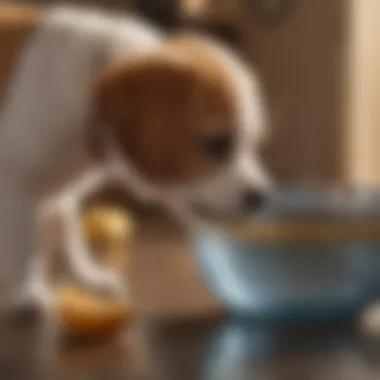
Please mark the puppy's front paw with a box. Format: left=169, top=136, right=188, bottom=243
left=8, top=281, right=54, bottom=325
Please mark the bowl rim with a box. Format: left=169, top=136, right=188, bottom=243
left=213, top=220, right=380, bottom=243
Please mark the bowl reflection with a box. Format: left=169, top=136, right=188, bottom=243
left=202, top=319, right=355, bottom=380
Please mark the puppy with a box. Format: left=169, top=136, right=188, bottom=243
left=0, top=4, right=271, bottom=314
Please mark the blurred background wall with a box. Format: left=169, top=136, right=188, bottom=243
left=13, top=0, right=379, bottom=187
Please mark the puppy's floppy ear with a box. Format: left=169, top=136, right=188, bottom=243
left=93, top=56, right=196, bottom=128
left=92, top=55, right=201, bottom=181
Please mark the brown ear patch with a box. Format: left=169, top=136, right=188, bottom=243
left=94, top=46, right=237, bottom=184
left=94, top=57, right=197, bottom=131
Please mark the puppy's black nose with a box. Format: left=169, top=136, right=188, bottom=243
left=243, top=190, right=265, bottom=211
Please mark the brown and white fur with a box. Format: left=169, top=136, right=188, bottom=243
left=0, top=4, right=271, bottom=316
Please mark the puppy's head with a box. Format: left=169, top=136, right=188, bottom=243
left=95, top=35, right=271, bottom=224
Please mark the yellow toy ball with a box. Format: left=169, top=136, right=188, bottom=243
left=57, top=205, right=134, bottom=336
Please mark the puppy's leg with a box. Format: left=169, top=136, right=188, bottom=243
left=8, top=200, right=59, bottom=328
left=0, top=180, right=39, bottom=317
left=17, top=252, right=51, bottom=309
left=57, top=167, right=125, bottom=296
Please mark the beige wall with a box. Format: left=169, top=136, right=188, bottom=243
left=344, top=0, right=380, bottom=187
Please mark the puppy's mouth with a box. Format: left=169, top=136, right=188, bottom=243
left=189, top=202, right=245, bottom=225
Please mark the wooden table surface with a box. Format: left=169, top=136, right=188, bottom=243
left=1, top=213, right=380, bottom=379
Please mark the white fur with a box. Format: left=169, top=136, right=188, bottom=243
left=0, top=5, right=269, bottom=316
left=155, top=37, right=272, bottom=223
left=0, top=6, right=162, bottom=309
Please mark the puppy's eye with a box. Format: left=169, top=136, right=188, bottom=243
left=202, top=132, right=233, bottom=161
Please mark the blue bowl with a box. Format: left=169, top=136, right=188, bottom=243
left=193, top=188, right=380, bottom=322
